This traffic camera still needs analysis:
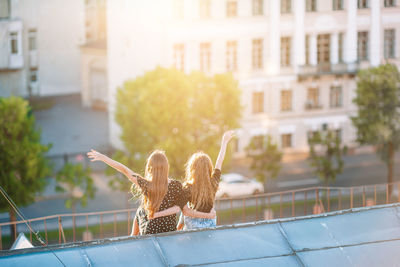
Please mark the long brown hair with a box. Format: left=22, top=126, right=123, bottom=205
left=141, top=150, right=169, bottom=218
left=183, top=152, right=218, bottom=211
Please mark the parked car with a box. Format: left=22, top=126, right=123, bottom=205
left=216, top=173, right=264, bottom=198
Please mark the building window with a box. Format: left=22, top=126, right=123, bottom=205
left=227, top=0, right=237, bottom=17
left=357, top=0, right=368, bottom=8
left=0, top=0, right=10, bottom=19
left=281, top=134, right=292, bottom=148
left=173, top=44, right=185, bottom=71
left=281, top=0, right=291, bottom=14
left=384, top=0, right=396, bottom=7
left=384, top=29, right=396, bottom=59
left=306, top=87, right=321, bottom=110
left=306, top=0, right=317, bottom=12
left=200, top=42, right=211, bottom=72
left=281, top=90, right=292, bottom=111
left=226, top=41, right=237, bottom=72
left=252, top=91, right=264, bottom=114
left=173, top=0, right=184, bottom=19
left=281, top=37, right=291, bottom=67
left=307, top=130, right=318, bottom=144
left=10, top=32, right=18, bottom=54
left=252, top=39, right=263, bottom=70
left=199, top=0, right=211, bottom=18
left=357, top=31, right=369, bottom=61
left=30, top=68, right=38, bottom=83
left=253, top=0, right=263, bottom=15
left=317, top=34, right=330, bottom=64
left=338, top=33, right=344, bottom=62
left=333, top=0, right=344, bottom=10
left=28, top=29, right=37, bottom=51
left=330, top=86, right=342, bottom=108
left=305, top=35, right=310, bottom=65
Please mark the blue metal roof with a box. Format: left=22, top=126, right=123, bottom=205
left=1, top=204, right=400, bottom=266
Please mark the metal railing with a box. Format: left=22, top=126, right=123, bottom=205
left=1, top=181, right=400, bottom=250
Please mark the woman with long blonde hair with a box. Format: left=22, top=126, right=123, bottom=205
left=179, top=130, right=235, bottom=229
left=87, top=149, right=214, bottom=235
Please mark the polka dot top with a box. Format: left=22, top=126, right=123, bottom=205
left=134, top=175, right=186, bottom=235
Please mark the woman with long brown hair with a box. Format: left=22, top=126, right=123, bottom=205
left=87, top=149, right=214, bottom=235
left=178, top=130, right=235, bottom=229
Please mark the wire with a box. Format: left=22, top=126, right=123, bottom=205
left=0, top=186, right=66, bottom=267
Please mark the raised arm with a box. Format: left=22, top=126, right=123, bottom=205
left=87, top=149, right=139, bottom=186
left=214, top=130, right=236, bottom=170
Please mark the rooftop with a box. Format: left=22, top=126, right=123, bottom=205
left=1, top=203, right=399, bottom=266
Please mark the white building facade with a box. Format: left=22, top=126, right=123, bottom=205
left=107, top=0, right=400, bottom=155
left=0, top=0, right=85, bottom=97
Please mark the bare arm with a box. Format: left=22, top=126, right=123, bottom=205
left=152, top=206, right=181, bottom=219
left=87, top=149, right=139, bottom=186
left=131, top=218, right=139, bottom=236
left=182, top=205, right=216, bottom=219
left=214, top=131, right=236, bottom=170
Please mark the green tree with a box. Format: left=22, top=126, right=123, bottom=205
left=0, top=97, right=52, bottom=240
left=351, top=64, right=400, bottom=197
left=110, top=67, right=241, bottom=190
left=56, top=163, right=96, bottom=213
left=245, top=135, right=282, bottom=185
left=308, top=130, right=347, bottom=185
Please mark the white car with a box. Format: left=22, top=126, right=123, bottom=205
left=216, top=173, right=264, bottom=198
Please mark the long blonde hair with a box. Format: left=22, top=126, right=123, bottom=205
left=141, top=150, right=169, bottom=218
left=183, top=152, right=218, bottom=211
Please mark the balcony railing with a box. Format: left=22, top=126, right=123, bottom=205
left=298, top=62, right=356, bottom=77
left=1, top=181, right=400, bottom=250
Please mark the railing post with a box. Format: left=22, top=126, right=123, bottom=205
left=374, top=185, right=377, bottom=204
left=362, top=186, right=366, bottom=207
left=338, top=189, right=342, bottom=210
left=315, top=188, right=319, bottom=207
left=86, top=215, right=89, bottom=233
left=304, top=191, right=307, bottom=215
left=398, top=183, right=400, bottom=203
left=29, top=220, right=32, bottom=243
left=127, top=210, right=131, bottom=236
left=255, top=197, right=259, bottom=221
left=386, top=184, right=389, bottom=204
left=58, top=216, right=62, bottom=244
left=100, top=214, right=103, bottom=239
left=327, top=188, right=330, bottom=212
left=0, top=226, right=2, bottom=250
left=291, top=192, right=295, bottom=217
left=230, top=199, right=233, bottom=224
left=350, top=188, right=353, bottom=209
left=44, top=219, right=48, bottom=245
left=242, top=198, right=246, bottom=222
left=114, top=212, right=117, bottom=237
left=280, top=193, right=283, bottom=218
left=268, top=195, right=271, bottom=219
left=73, top=215, right=76, bottom=242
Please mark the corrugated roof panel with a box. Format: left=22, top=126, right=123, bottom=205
left=281, top=206, right=400, bottom=251
left=156, top=223, right=292, bottom=266
left=202, top=255, right=300, bottom=267
left=298, top=239, right=400, bottom=267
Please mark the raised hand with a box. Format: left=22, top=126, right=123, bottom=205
left=222, top=130, right=236, bottom=145
left=87, top=149, right=104, bottom=162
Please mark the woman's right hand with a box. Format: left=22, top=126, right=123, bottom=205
left=87, top=149, right=104, bottom=162
left=222, top=130, right=235, bottom=145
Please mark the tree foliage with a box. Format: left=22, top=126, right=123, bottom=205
left=56, top=163, right=96, bottom=213
left=245, top=135, right=282, bottom=184
left=351, top=64, right=400, bottom=193
left=0, top=97, right=52, bottom=239
left=110, top=67, right=241, bottom=190
left=308, top=130, right=347, bottom=185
